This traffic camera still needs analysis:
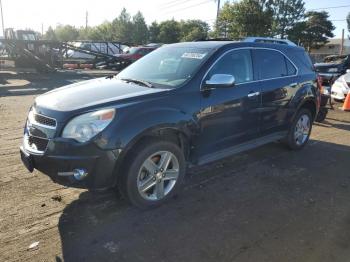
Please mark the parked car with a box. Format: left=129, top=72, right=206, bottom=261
left=66, top=41, right=127, bottom=60
left=96, top=46, right=158, bottom=70
left=331, top=69, right=350, bottom=100
left=314, top=55, right=350, bottom=86
left=20, top=38, right=320, bottom=208
left=116, top=46, right=157, bottom=62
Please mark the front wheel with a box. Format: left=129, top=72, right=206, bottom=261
left=118, top=139, right=186, bottom=208
left=285, top=108, right=313, bottom=150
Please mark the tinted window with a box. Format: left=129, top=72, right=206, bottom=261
left=255, top=49, right=294, bottom=79
left=117, top=47, right=211, bottom=88
left=207, top=49, right=253, bottom=84
left=286, top=58, right=296, bottom=75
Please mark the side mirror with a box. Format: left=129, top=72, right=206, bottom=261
left=346, top=69, right=350, bottom=74
left=204, top=74, right=235, bottom=89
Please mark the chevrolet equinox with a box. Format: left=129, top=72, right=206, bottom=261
left=20, top=38, right=320, bottom=208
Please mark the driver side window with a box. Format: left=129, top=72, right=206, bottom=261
left=207, top=49, right=253, bottom=84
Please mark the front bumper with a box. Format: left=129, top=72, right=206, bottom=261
left=20, top=137, right=121, bottom=189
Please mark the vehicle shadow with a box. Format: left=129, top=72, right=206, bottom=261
left=57, top=140, right=350, bottom=262
left=315, top=118, right=350, bottom=132
left=0, top=70, right=115, bottom=97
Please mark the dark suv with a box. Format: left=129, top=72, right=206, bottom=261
left=20, top=38, right=320, bottom=208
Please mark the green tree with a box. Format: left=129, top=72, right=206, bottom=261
left=83, top=22, right=115, bottom=41
left=44, top=26, right=57, bottom=41
left=158, top=20, right=181, bottom=43
left=54, top=25, right=79, bottom=41
left=269, top=0, right=305, bottom=38
left=113, top=8, right=133, bottom=43
left=215, top=0, right=273, bottom=39
left=132, top=11, right=149, bottom=45
left=179, top=20, right=209, bottom=41
left=287, top=11, right=334, bottom=51
left=149, top=21, right=160, bottom=43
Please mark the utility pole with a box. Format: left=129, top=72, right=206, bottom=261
left=340, top=29, right=344, bottom=55
left=216, top=0, right=220, bottom=21
left=41, top=23, right=44, bottom=37
left=215, top=0, right=221, bottom=37
left=85, top=11, right=88, bottom=30
left=0, top=0, right=5, bottom=37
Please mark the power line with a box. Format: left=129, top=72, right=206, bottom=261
left=329, top=19, right=347, bottom=22
left=308, top=4, right=350, bottom=11
left=160, top=0, right=191, bottom=8
left=163, top=0, right=213, bottom=15
left=159, top=0, right=195, bottom=11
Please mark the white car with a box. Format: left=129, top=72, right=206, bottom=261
left=331, top=70, right=350, bottom=100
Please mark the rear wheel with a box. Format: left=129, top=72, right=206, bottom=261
left=118, top=139, right=186, bottom=208
left=285, top=108, right=312, bottom=150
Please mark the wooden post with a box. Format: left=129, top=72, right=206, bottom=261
left=340, top=29, right=344, bottom=55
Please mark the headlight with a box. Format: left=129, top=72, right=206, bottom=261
left=328, top=68, right=338, bottom=73
left=62, top=108, right=115, bottom=143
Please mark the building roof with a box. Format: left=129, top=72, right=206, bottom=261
left=326, top=38, right=350, bottom=46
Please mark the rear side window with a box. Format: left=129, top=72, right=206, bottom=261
left=286, top=59, right=296, bottom=75
left=296, top=50, right=314, bottom=72
left=254, top=49, right=296, bottom=80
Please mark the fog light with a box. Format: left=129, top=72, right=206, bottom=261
left=73, top=168, right=88, bottom=181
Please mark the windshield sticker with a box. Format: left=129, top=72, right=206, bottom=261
left=181, top=52, right=207, bottom=59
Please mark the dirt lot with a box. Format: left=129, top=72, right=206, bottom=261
left=1, top=70, right=350, bottom=262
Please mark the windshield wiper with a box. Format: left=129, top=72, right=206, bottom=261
left=120, top=78, right=154, bottom=88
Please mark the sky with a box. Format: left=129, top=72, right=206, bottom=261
left=0, top=0, right=349, bottom=38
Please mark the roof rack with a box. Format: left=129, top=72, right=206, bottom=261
left=243, top=37, right=297, bottom=46
left=193, top=37, right=239, bottom=42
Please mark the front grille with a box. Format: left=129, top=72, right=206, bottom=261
left=34, top=114, right=56, bottom=127
left=27, top=136, right=49, bottom=152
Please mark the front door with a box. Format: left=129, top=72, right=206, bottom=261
left=194, top=49, right=261, bottom=158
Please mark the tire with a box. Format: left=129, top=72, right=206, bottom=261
left=315, top=108, right=328, bottom=123
left=285, top=108, right=313, bottom=150
left=118, top=139, right=186, bottom=209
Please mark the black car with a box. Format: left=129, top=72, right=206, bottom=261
left=20, top=38, right=320, bottom=208
left=314, top=55, right=350, bottom=85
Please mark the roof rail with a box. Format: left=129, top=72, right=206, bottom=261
left=193, top=37, right=237, bottom=42
left=243, top=37, right=297, bottom=46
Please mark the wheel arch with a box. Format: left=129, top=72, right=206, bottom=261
left=112, top=125, right=192, bottom=186
left=297, top=99, right=317, bottom=120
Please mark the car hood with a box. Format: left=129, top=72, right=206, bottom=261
left=35, top=77, right=168, bottom=112
left=314, top=62, right=340, bottom=68
left=340, top=73, right=350, bottom=83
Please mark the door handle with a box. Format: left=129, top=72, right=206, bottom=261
left=247, top=91, right=260, bottom=98
left=289, top=82, right=298, bottom=88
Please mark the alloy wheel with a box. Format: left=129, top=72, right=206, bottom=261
left=137, top=151, right=179, bottom=201
left=294, top=114, right=310, bottom=146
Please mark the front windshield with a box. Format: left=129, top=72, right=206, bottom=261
left=117, top=46, right=211, bottom=88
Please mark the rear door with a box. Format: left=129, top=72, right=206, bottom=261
left=252, top=48, right=298, bottom=136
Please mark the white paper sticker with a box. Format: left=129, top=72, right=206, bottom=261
left=181, top=52, right=207, bottom=59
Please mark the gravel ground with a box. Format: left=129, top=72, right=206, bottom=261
left=1, top=70, right=350, bottom=262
